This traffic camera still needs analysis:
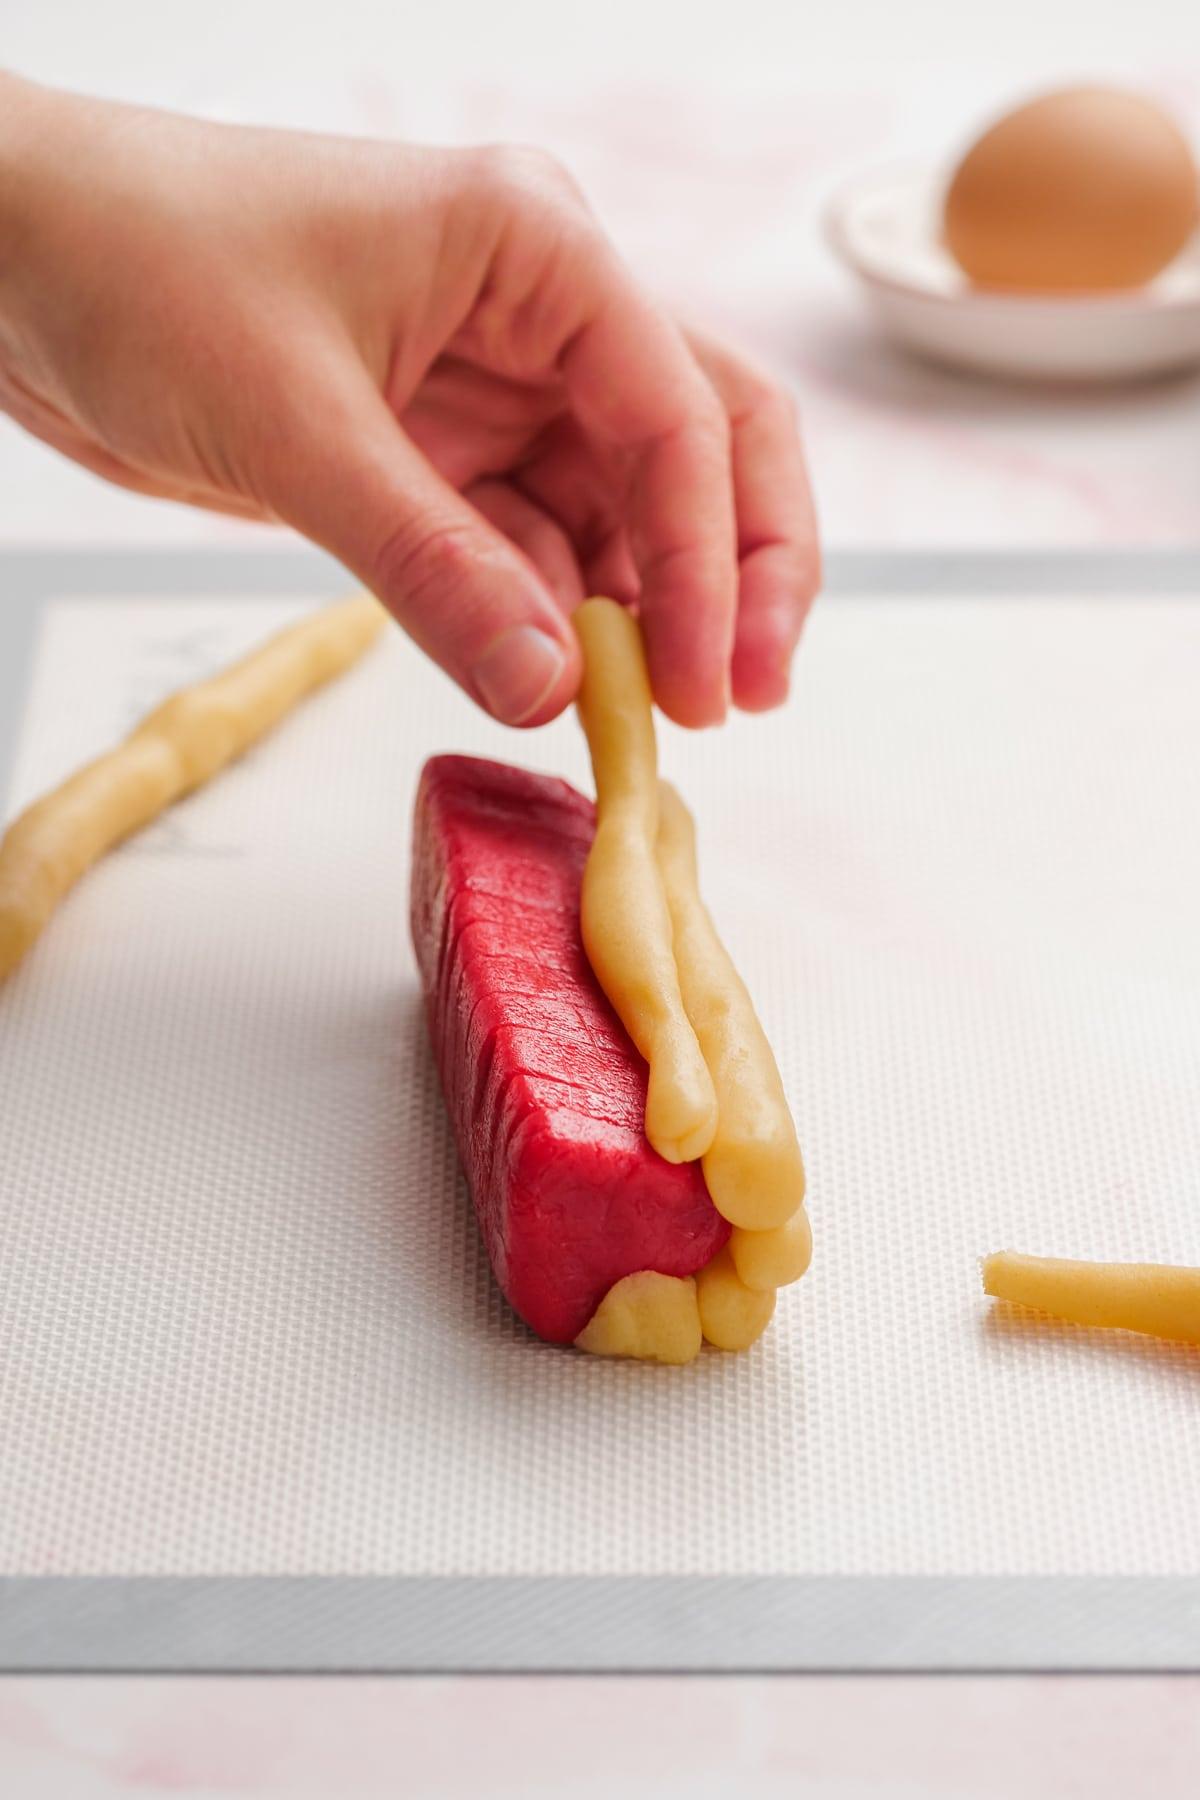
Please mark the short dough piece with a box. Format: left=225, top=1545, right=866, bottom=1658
left=573, top=599, right=717, bottom=1163
left=982, top=1251, right=1200, bottom=1345
left=575, top=1272, right=703, bottom=1365
left=696, top=1247, right=777, bottom=1351
left=731, top=1209, right=813, bottom=1293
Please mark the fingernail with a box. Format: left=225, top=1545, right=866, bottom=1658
left=473, top=625, right=568, bottom=725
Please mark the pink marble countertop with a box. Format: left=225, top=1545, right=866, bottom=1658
left=2, top=1675, right=1199, bottom=1797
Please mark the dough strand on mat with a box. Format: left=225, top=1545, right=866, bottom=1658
left=0, top=595, right=386, bottom=980
left=655, top=779, right=807, bottom=1237
left=573, top=598, right=717, bottom=1164
left=982, top=1251, right=1200, bottom=1345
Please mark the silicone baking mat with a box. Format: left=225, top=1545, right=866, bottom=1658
left=2, top=550, right=1199, bottom=1671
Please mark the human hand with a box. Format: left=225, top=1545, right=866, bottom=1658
left=0, top=76, right=819, bottom=727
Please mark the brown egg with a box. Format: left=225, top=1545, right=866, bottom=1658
left=944, top=87, right=1199, bottom=292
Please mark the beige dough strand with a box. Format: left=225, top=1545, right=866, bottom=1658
left=573, top=599, right=717, bottom=1163
left=0, top=595, right=386, bottom=981
left=982, top=1251, right=1200, bottom=1345
left=655, top=780, right=807, bottom=1234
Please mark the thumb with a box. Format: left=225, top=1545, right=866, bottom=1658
left=266, top=361, right=582, bottom=727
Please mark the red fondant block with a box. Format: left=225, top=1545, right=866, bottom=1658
left=410, top=754, right=728, bottom=1342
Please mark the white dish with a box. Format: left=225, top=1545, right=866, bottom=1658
left=825, top=165, right=1200, bottom=382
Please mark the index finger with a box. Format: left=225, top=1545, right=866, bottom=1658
left=559, top=250, right=737, bottom=728
left=688, top=330, right=821, bottom=712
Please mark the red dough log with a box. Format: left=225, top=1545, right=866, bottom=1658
left=410, top=754, right=729, bottom=1343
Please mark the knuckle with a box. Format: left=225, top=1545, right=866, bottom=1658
left=737, top=378, right=799, bottom=434
left=373, top=516, right=482, bottom=615
left=695, top=393, right=733, bottom=457
left=522, top=508, right=571, bottom=561
left=479, top=142, right=588, bottom=212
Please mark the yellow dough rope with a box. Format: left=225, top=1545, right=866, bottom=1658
left=982, top=1251, right=1200, bottom=1345
left=655, top=780, right=808, bottom=1240
left=0, top=595, right=386, bottom=981
left=726, top=1207, right=813, bottom=1297
left=695, top=1247, right=777, bottom=1352
left=573, top=618, right=810, bottom=1361
left=573, top=599, right=717, bottom=1164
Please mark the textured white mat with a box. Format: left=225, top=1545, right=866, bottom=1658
left=2, top=591, right=1199, bottom=1577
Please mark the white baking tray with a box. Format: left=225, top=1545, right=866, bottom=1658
left=1, top=549, right=1199, bottom=1671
